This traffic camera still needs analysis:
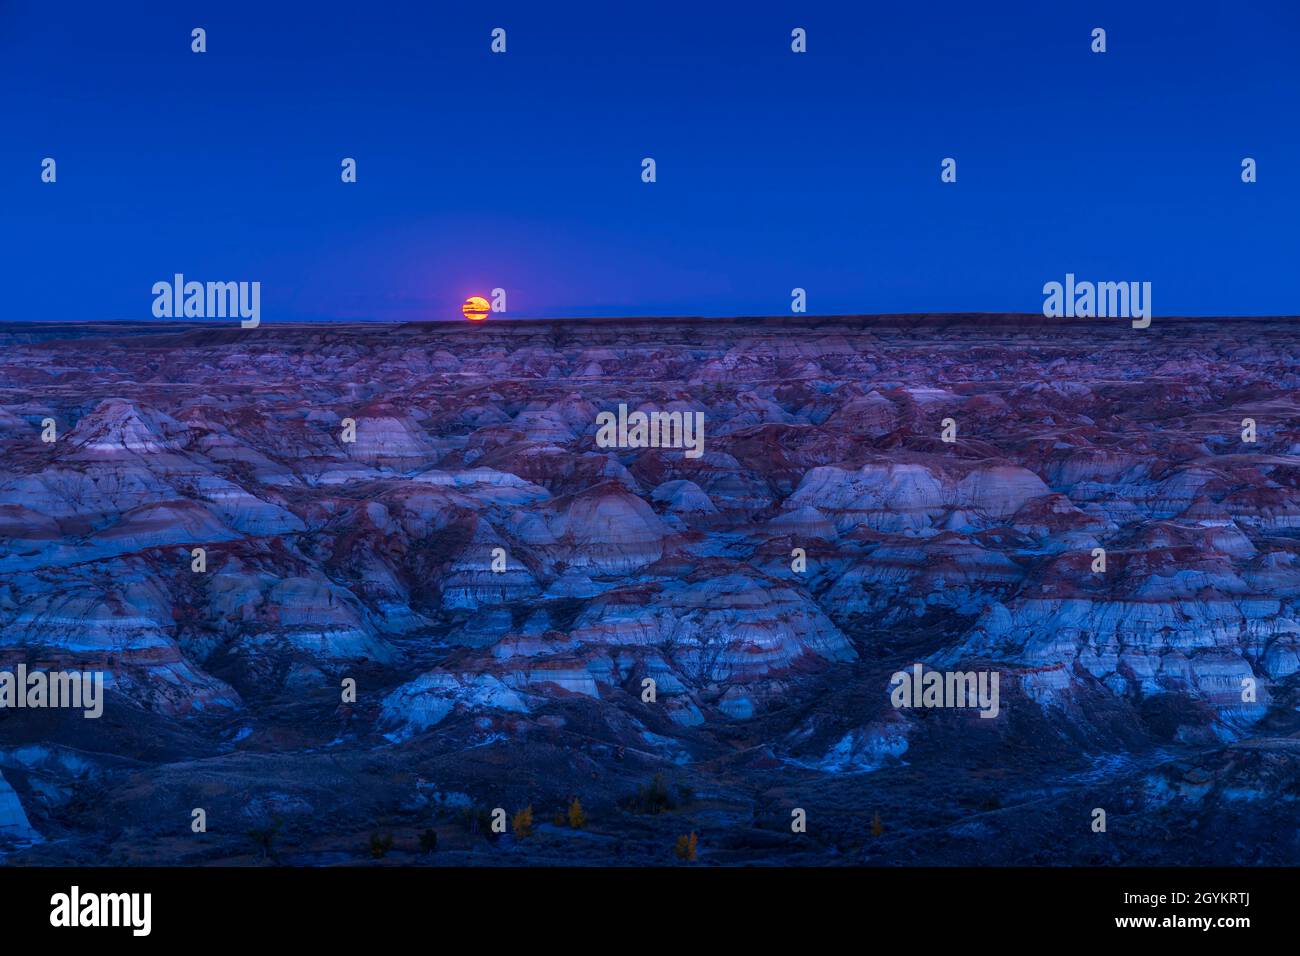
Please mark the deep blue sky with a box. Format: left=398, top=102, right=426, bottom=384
left=4, top=1, right=1297, bottom=321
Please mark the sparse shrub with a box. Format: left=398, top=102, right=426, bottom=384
left=567, top=797, right=587, bottom=829
left=674, top=831, right=698, bottom=862
left=637, top=773, right=675, bottom=814
left=512, top=804, right=533, bottom=839
left=552, top=810, right=566, bottom=827
left=246, top=818, right=282, bottom=862
left=629, top=773, right=694, bottom=814
left=461, top=805, right=497, bottom=838
left=419, top=828, right=438, bottom=854
left=871, top=811, right=884, bottom=837
left=369, top=831, right=394, bottom=859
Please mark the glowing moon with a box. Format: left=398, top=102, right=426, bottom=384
left=462, top=296, right=490, bottom=322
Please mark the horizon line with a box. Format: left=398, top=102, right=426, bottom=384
left=4, top=311, right=1300, bottom=328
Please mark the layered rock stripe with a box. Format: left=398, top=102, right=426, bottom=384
left=0, top=315, right=1296, bottom=864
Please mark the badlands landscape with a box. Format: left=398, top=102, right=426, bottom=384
left=0, top=314, right=1296, bottom=866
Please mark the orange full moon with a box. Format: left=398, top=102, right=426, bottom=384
left=461, top=296, right=490, bottom=322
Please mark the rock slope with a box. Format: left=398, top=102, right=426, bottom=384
left=0, top=314, right=1295, bottom=865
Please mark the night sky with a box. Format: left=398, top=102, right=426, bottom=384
left=4, top=1, right=1297, bottom=321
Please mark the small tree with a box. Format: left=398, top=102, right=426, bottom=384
left=635, top=773, right=675, bottom=814
left=512, top=804, right=534, bottom=839
left=369, top=831, right=394, bottom=859
left=419, top=829, right=438, bottom=854
left=674, top=831, right=698, bottom=862
left=871, top=812, right=883, bottom=837
left=462, top=805, right=497, bottom=838
left=246, top=818, right=282, bottom=863
left=567, top=797, right=587, bottom=829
